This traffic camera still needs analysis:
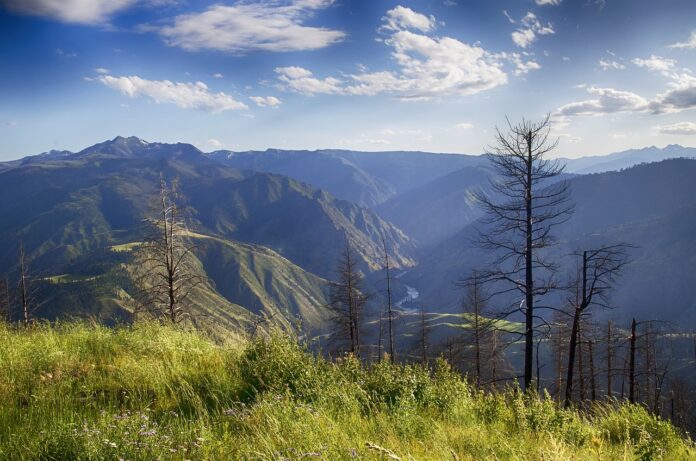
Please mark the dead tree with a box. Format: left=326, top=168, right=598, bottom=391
left=0, top=275, right=10, bottom=322
left=381, top=236, right=396, bottom=363
left=460, top=271, right=496, bottom=387
left=550, top=306, right=572, bottom=401
left=134, top=178, right=201, bottom=324
left=606, top=320, right=614, bottom=398
left=564, top=245, right=629, bottom=407
left=629, top=318, right=637, bottom=403
left=417, top=305, right=431, bottom=365
left=328, top=241, right=369, bottom=357
left=17, top=242, right=41, bottom=327
left=474, top=115, right=573, bottom=391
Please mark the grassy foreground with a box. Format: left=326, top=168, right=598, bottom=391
left=0, top=323, right=692, bottom=460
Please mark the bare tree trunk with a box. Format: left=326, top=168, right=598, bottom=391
left=579, top=337, right=586, bottom=403
left=589, top=339, right=596, bottom=402
left=536, top=337, right=542, bottom=394
left=381, top=237, right=395, bottom=363
left=18, top=242, right=30, bottom=327
left=620, top=352, right=627, bottom=400
left=607, top=321, right=613, bottom=398
left=0, top=276, right=10, bottom=322
left=629, top=318, right=637, bottom=403
left=377, top=307, right=384, bottom=363
left=524, top=131, right=534, bottom=392
left=492, top=330, right=498, bottom=389
left=555, top=331, right=564, bottom=401
left=565, top=308, right=581, bottom=407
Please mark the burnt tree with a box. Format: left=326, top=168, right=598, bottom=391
left=475, top=115, right=573, bottom=391
left=134, top=178, right=201, bottom=324
left=328, top=241, right=369, bottom=357
left=564, top=245, right=629, bottom=407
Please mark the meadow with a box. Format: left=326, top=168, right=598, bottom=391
left=0, top=322, right=692, bottom=460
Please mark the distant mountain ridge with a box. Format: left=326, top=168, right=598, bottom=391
left=0, top=137, right=418, bottom=335
left=1, top=137, right=695, bottom=333
left=562, top=144, right=696, bottom=174
left=208, top=148, right=485, bottom=207
left=404, top=158, right=696, bottom=325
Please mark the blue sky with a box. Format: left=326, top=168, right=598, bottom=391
left=1, top=0, right=695, bottom=160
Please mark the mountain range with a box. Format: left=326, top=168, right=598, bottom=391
left=1, top=138, right=695, bottom=336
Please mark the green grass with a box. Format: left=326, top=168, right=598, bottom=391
left=0, top=322, right=692, bottom=460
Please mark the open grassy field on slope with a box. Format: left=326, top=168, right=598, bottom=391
left=0, top=322, right=693, bottom=461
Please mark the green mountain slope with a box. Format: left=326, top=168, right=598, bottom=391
left=0, top=137, right=416, bottom=335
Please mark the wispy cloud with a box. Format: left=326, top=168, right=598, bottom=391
left=632, top=55, right=676, bottom=73
left=656, top=121, right=696, bottom=135
left=669, top=31, right=696, bottom=49
left=510, top=12, right=554, bottom=49
left=96, top=75, right=248, bottom=112
left=598, top=59, right=625, bottom=70
left=249, top=95, right=282, bottom=107
left=556, top=87, right=649, bottom=116
left=557, top=70, right=696, bottom=117
left=157, top=0, right=345, bottom=54
left=1, top=0, right=138, bottom=24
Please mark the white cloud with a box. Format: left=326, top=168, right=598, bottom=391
left=381, top=5, right=435, bottom=33
left=632, top=55, right=676, bottom=74
left=502, top=10, right=515, bottom=24
left=510, top=12, right=554, bottom=49
left=96, top=75, right=248, bottom=112
left=275, top=66, right=344, bottom=95
left=379, top=128, right=427, bottom=137
left=562, top=56, right=570, bottom=61
left=650, top=73, right=696, bottom=113
left=454, top=122, right=474, bottom=130
left=276, top=10, right=508, bottom=100
left=599, top=59, right=625, bottom=70
left=536, top=0, right=561, bottom=5
left=249, top=95, right=282, bottom=107
left=556, top=133, right=581, bottom=143
left=669, top=31, right=696, bottom=50
left=358, top=28, right=508, bottom=97
left=556, top=86, right=649, bottom=116
left=337, top=135, right=391, bottom=147
left=207, top=138, right=223, bottom=148
left=1, top=0, right=139, bottom=23
left=94, top=67, right=110, bottom=74
left=656, top=121, right=696, bottom=135
left=500, top=52, right=541, bottom=76
left=512, top=29, right=536, bottom=48
left=158, top=1, right=345, bottom=54
left=212, top=73, right=223, bottom=79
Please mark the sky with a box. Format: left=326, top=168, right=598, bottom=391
left=1, top=0, right=696, bottom=160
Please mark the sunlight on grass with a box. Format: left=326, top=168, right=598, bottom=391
left=0, top=322, right=692, bottom=460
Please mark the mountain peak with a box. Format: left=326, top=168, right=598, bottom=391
left=111, top=135, right=149, bottom=146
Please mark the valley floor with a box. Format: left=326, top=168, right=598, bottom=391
left=0, top=322, right=693, bottom=460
